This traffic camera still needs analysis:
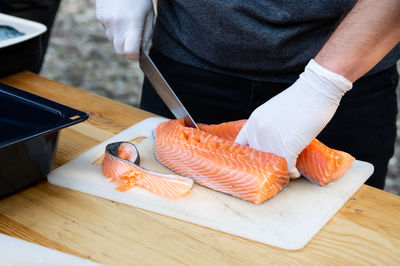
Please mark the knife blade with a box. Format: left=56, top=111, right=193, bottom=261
left=139, top=50, right=198, bottom=129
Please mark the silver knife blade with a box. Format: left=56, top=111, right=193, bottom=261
left=139, top=50, right=198, bottom=129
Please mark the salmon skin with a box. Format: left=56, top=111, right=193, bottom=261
left=155, top=119, right=290, bottom=204
left=197, top=120, right=355, bottom=186
left=101, top=141, right=193, bottom=199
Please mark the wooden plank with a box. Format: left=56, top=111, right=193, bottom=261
left=0, top=72, right=399, bottom=265
left=0, top=183, right=398, bottom=265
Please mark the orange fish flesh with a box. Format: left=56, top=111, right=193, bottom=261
left=155, top=119, right=290, bottom=204
left=197, top=120, right=247, bottom=141
left=101, top=141, right=193, bottom=199
left=198, top=120, right=355, bottom=186
left=296, top=139, right=355, bottom=186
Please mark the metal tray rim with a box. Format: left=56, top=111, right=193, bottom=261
left=0, top=83, right=88, bottom=149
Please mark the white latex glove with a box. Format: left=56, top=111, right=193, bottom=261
left=96, top=0, right=154, bottom=60
left=235, top=59, right=352, bottom=178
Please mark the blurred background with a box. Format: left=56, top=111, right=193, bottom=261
left=41, top=0, right=144, bottom=107
left=39, top=0, right=400, bottom=195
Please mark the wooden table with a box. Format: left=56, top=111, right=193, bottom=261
left=1, top=72, right=399, bottom=265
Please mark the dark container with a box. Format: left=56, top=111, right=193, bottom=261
left=0, top=34, right=43, bottom=77
left=0, top=83, right=88, bottom=197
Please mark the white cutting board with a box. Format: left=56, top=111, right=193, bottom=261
left=48, top=117, right=373, bottom=250
left=0, top=233, right=102, bottom=265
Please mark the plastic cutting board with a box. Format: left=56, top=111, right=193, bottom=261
left=48, top=117, right=373, bottom=250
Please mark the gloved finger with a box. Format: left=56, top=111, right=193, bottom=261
left=113, top=34, right=126, bottom=55
left=141, top=10, right=154, bottom=50
left=95, top=0, right=105, bottom=27
left=124, top=28, right=142, bottom=60
left=105, top=29, right=114, bottom=43
left=289, top=167, right=301, bottom=179
left=235, top=124, right=249, bottom=146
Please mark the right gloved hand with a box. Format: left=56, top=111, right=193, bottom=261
left=96, top=0, right=154, bottom=60
left=235, top=59, right=352, bottom=178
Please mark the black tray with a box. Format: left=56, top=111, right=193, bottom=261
left=0, top=83, right=88, bottom=197
left=0, top=35, right=43, bottom=76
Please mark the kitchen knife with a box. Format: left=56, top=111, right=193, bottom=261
left=139, top=50, right=198, bottom=129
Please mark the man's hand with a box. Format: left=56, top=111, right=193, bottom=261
left=235, top=0, right=400, bottom=178
left=96, top=0, right=154, bottom=60
left=235, top=60, right=352, bottom=177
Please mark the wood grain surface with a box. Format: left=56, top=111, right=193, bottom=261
left=0, top=72, right=399, bottom=265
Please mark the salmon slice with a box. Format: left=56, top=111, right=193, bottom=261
left=198, top=120, right=355, bottom=186
left=198, top=120, right=247, bottom=141
left=296, top=139, right=355, bottom=186
left=101, top=141, right=193, bottom=199
left=155, top=119, right=289, bottom=204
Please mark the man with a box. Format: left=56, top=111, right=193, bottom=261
left=96, top=0, right=400, bottom=189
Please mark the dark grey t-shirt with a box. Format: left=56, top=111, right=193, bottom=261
left=152, top=0, right=400, bottom=83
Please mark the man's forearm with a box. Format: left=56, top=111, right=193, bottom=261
left=315, top=0, right=400, bottom=82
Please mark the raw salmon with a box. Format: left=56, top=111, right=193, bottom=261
left=155, top=119, right=289, bottom=204
left=198, top=120, right=247, bottom=141
left=198, top=120, right=355, bottom=186
left=296, top=139, right=355, bottom=186
left=101, top=141, right=193, bottom=199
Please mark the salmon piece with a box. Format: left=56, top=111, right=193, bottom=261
left=296, top=139, right=355, bottom=186
left=102, top=142, right=193, bottom=199
left=198, top=120, right=247, bottom=141
left=198, top=120, right=355, bottom=186
left=155, top=119, right=289, bottom=204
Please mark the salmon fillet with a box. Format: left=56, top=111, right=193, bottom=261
left=102, top=142, right=193, bottom=199
left=198, top=120, right=355, bottom=186
left=155, top=119, right=290, bottom=204
left=296, top=139, right=355, bottom=186
left=197, top=120, right=247, bottom=141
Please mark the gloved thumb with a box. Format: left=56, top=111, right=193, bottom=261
left=235, top=122, right=301, bottom=179
left=141, top=9, right=154, bottom=51
left=124, top=9, right=154, bottom=60
left=289, top=167, right=301, bottom=179
left=235, top=124, right=249, bottom=146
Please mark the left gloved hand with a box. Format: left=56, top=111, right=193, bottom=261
left=235, top=59, right=352, bottom=178
left=96, top=0, right=154, bottom=60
